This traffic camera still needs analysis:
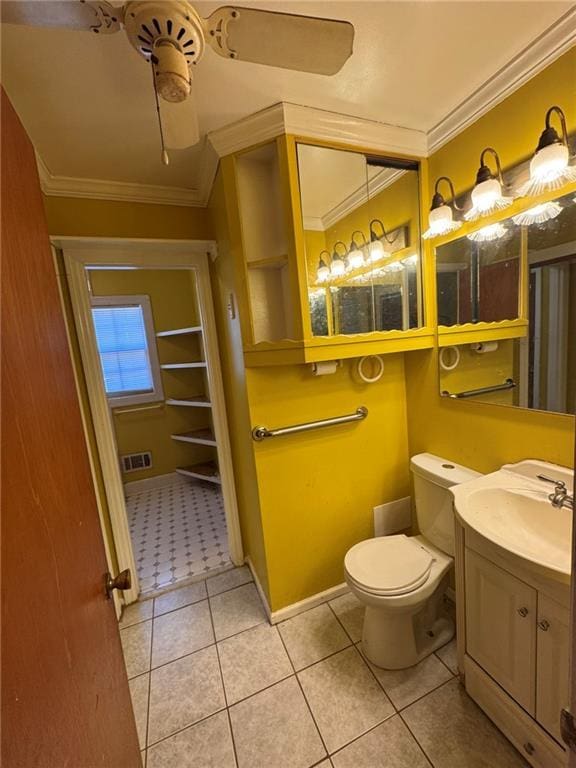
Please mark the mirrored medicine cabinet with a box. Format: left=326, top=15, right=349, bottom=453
left=437, top=192, right=576, bottom=415
left=297, top=143, right=423, bottom=337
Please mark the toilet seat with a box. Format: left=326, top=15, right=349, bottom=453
left=344, top=535, right=434, bottom=596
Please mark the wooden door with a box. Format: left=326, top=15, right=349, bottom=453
left=465, top=549, right=536, bottom=713
left=1, top=89, right=141, bottom=766
left=536, top=594, right=570, bottom=744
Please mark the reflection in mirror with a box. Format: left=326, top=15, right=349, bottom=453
left=436, top=216, right=521, bottom=326
left=438, top=193, right=576, bottom=415
left=297, top=143, right=422, bottom=336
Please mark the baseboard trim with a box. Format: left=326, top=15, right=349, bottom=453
left=245, top=557, right=272, bottom=622
left=270, top=582, right=350, bottom=625
left=124, top=471, right=180, bottom=494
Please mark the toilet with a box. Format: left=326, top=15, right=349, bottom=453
left=344, top=453, right=480, bottom=670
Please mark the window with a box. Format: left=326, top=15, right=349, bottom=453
left=91, top=295, right=163, bottom=407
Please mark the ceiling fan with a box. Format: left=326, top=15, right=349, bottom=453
left=1, top=1, right=355, bottom=163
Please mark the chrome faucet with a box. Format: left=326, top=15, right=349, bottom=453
left=537, top=475, right=574, bottom=510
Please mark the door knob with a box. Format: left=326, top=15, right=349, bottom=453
left=105, top=569, right=132, bottom=599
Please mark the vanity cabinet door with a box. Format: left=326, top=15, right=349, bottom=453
left=465, top=550, right=536, bottom=713
left=536, top=594, right=570, bottom=744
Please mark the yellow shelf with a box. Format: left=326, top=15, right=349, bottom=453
left=437, top=320, right=529, bottom=347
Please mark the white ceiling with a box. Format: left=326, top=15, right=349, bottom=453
left=0, top=0, right=573, bottom=197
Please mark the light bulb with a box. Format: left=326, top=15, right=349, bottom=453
left=317, top=264, right=330, bottom=282
left=466, top=178, right=513, bottom=221
left=330, top=258, right=346, bottom=277
left=518, top=143, right=576, bottom=197
left=466, top=223, right=507, bottom=242
left=347, top=247, right=365, bottom=269
left=512, top=202, right=562, bottom=226
left=423, top=205, right=462, bottom=239
left=368, top=240, right=385, bottom=263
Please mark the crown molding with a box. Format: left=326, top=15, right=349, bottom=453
left=323, top=168, right=405, bottom=229
left=36, top=147, right=219, bottom=208
left=208, top=102, right=428, bottom=159
left=302, top=217, right=325, bottom=232
left=427, top=7, right=576, bottom=154
left=34, top=7, right=576, bottom=209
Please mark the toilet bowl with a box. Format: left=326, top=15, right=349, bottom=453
left=344, top=453, right=480, bottom=670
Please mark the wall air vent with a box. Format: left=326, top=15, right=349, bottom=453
left=121, top=452, right=152, bottom=473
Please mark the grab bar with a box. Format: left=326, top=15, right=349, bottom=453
left=441, top=378, right=516, bottom=399
left=114, top=402, right=164, bottom=415
left=252, top=406, right=368, bottom=442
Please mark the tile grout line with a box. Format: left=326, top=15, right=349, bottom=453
left=142, top=595, right=155, bottom=765
left=205, top=585, right=240, bottom=768
left=275, top=623, right=331, bottom=761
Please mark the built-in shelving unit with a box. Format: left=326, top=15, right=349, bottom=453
left=176, top=461, right=221, bottom=484
left=166, top=395, right=212, bottom=408
left=156, top=325, right=203, bottom=337
left=171, top=428, right=217, bottom=447
left=158, top=322, right=221, bottom=483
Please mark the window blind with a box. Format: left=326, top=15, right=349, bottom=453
left=92, top=305, right=154, bottom=395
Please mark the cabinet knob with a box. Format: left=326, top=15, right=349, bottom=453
left=523, top=742, right=535, bottom=756
left=538, top=619, right=550, bottom=632
left=517, top=607, right=529, bottom=618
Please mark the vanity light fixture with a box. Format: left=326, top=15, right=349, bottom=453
left=466, top=147, right=513, bottom=221
left=316, top=250, right=331, bottom=282
left=401, top=253, right=419, bottom=267
left=517, top=106, right=576, bottom=197
left=466, top=222, right=507, bottom=242
left=330, top=241, right=348, bottom=276
left=422, top=177, right=463, bottom=239
left=383, top=261, right=404, bottom=273
left=368, top=219, right=398, bottom=263
left=348, top=231, right=368, bottom=269
left=512, top=201, right=562, bottom=226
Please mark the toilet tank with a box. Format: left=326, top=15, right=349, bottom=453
left=411, top=453, right=481, bottom=556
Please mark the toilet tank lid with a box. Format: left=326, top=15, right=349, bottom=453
left=410, top=453, right=481, bottom=489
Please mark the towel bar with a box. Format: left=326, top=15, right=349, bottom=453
left=252, top=406, right=368, bottom=441
left=441, top=379, right=516, bottom=399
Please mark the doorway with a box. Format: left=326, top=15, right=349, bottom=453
left=56, top=238, right=242, bottom=604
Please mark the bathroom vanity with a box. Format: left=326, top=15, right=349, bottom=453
left=453, top=460, right=572, bottom=768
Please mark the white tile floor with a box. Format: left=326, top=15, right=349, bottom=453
left=121, top=568, right=529, bottom=768
left=126, top=475, right=231, bottom=594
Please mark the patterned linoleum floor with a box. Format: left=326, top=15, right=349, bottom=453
left=126, top=475, right=231, bottom=595
left=120, top=568, right=528, bottom=768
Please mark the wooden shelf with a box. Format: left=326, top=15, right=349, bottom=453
left=176, top=461, right=220, bottom=484
left=166, top=396, right=211, bottom=408
left=156, top=326, right=203, bottom=337
left=171, top=429, right=217, bottom=447
left=246, top=255, right=288, bottom=270
left=161, top=362, right=207, bottom=370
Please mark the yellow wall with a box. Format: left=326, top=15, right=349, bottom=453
left=245, top=357, right=411, bottom=611
left=406, top=47, right=576, bottom=475
left=90, top=269, right=210, bottom=481
left=44, top=196, right=213, bottom=240
left=208, top=171, right=270, bottom=596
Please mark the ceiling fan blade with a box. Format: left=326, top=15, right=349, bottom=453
left=159, top=91, right=200, bottom=150
left=0, top=1, right=122, bottom=33
left=205, top=6, right=354, bottom=75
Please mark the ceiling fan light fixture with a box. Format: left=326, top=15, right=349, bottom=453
left=153, top=39, right=191, bottom=102
left=512, top=202, right=562, bottom=226
left=517, top=106, right=576, bottom=197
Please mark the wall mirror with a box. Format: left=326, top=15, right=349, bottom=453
left=436, top=215, right=522, bottom=326
left=297, top=143, right=423, bottom=336
left=438, top=192, right=576, bottom=415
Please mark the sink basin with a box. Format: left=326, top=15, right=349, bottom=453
left=452, top=460, right=573, bottom=580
